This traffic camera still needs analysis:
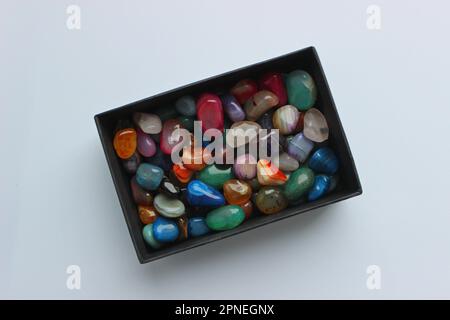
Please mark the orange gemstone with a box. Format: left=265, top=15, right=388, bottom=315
left=113, top=128, right=137, bottom=159
left=239, top=200, right=253, bottom=220
left=138, top=205, right=158, bottom=224
left=172, top=163, right=194, bottom=184
left=223, top=179, right=252, bottom=205
left=182, top=147, right=207, bottom=171
left=257, top=159, right=288, bottom=186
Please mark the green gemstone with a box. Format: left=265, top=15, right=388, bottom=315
left=197, top=165, right=234, bottom=189
left=286, top=70, right=317, bottom=111
left=178, top=115, right=195, bottom=132
left=283, top=166, right=315, bottom=202
left=206, top=205, right=245, bottom=231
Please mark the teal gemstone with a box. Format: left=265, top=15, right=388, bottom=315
left=136, top=163, right=164, bottom=191
left=206, top=205, right=245, bottom=231
left=286, top=70, right=317, bottom=111
left=142, top=224, right=161, bottom=249
left=197, top=165, right=234, bottom=189
left=283, top=167, right=315, bottom=202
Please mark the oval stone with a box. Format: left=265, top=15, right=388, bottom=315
left=244, top=90, right=279, bottom=121
left=206, top=205, right=245, bottom=231
left=138, top=205, right=158, bottom=224
left=225, top=121, right=261, bottom=148
left=303, top=108, right=329, bottom=142
left=257, top=159, right=288, bottom=186
left=188, top=217, right=210, bottom=237
left=283, top=167, right=315, bottom=202
left=175, top=95, right=197, bottom=116
left=198, top=165, right=234, bottom=189
left=154, top=193, right=185, bottom=218
left=278, top=152, right=299, bottom=172
left=137, top=130, right=157, bottom=157
left=133, top=112, right=162, bottom=134
left=308, top=175, right=331, bottom=201
left=259, top=72, right=288, bottom=106
left=113, top=128, right=137, bottom=159
left=172, top=163, right=194, bottom=185
left=142, top=224, right=162, bottom=249
left=308, top=147, right=339, bottom=175
left=287, top=132, right=314, bottom=162
left=182, top=147, right=207, bottom=171
left=255, top=187, right=288, bottom=214
left=187, top=180, right=226, bottom=207
left=123, top=152, right=141, bottom=174
left=286, top=70, right=317, bottom=111
left=130, top=176, right=153, bottom=206
left=136, top=163, right=164, bottom=191
left=152, top=217, right=179, bottom=243
left=221, top=94, right=245, bottom=122
left=223, top=179, right=252, bottom=205
left=196, top=93, right=224, bottom=132
left=231, top=79, right=258, bottom=104
left=146, top=148, right=173, bottom=172
left=257, top=111, right=274, bottom=130
left=233, top=154, right=257, bottom=180
left=160, top=119, right=184, bottom=155
left=272, top=105, right=300, bottom=135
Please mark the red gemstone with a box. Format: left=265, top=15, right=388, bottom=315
left=230, top=79, right=258, bottom=104
left=196, top=93, right=224, bottom=133
left=160, top=119, right=183, bottom=155
left=259, top=72, right=287, bottom=106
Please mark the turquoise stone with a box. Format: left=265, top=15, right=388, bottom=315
left=308, top=175, right=331, bottom=201
left=136, top=163, right=164, bottom=191
left=153, top=193, right=185, bottom=218
left=142, top=224, right=161, bottom=249
left=308, top=147, right=339, bottom=175
left=286, top=70, right=317, bottom=111
left=283, top=167, right=315, bottom=202
left=187, top=180, right=226, bottom=207
left=206, top=205, right=245, bottom=231
left=197, top=165, right=234, bottom=189
left=175, top=95, right=197, bottom=116
left=152, top=217, right=179, bottom=243
left=188, top=217, right=210, bottom=237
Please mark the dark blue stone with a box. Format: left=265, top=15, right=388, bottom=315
left=308, top=175, right=331, bottom=201
left=257, top=111, right=274, bottom=130
left=188, top=217, right=210, bottom=237
left=186, top=180, right=225, bottom=207
left=308, top=147, right=339, bottom=175
left=152, top=217, right=179, bottom=243
left=145, top=148, right=172, bottom=172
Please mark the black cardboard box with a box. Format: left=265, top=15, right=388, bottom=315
left=94, top=46, right=362, bottom=263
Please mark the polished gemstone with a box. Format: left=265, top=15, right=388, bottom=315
left=230, top=79, right=258, bottom=104
left=257, top=111, right=274, bottom=130
left=308, top=147, right=339, bottom=175
left=133, top=112, right=162, bottom=134
left=255, top=187, right=288, bottom=214
left=286, top=70, right=317, bottom=111
left=136, top=163, right=164, bottom=191
left=226, top=121, right=261, bottom=148
left=303, top=108, right=329, bottom=142
left=287, top=132, right=314, bottom=162
left=130, top=176, right=153, bottom=206
left=123, top=152, right=141, bottom=174
left=177, top=216, right=189, bottom=241
left=137, top=130, right=157, bottom=157
left=178, top=115, right=195, bottom=132
left=113, top=128, right=137, bottom=159
left=142, top=224, right=161, bottom=249
left=158, top=177, right=181, bottom=196
left=206, top=205, right=245, bottom=231
left=239, top=200, right=253, bottom=219
left=152, top=217, right=179, bottom=243
left=283, top=167, right=315, bottom=202
left=182, top=147, right=207, bottom=171
left=175, top=95, right=197, bottom=116
left=198, top=165, right=234, bottom=189
left=257, top=159, right=287, bottom=186
left=278, top=152, right=299, bottom=172
left=160, top=119, right=184, bottom=155
left=196, top=93, right=224, bottom=132
left=154, top=193, right=185, bottom=218
left=233, top=154, right=257, bottom=180
left=188, top=217, right=210, bottom=237
left=138, top=205, right=158, bottom=224
left=146, top=148, right=173, bottom=172
left=172, top=163, right=194, bottom=184
left=259, top=72, right=287, bottom=106
left=221, top=94, right=245, bottom=122
left=223, top=179, right=252, bottom=205
left=272, top=105, right=300, bottom=135
left=186, top=180, right=226, bottom=207
left=244, top=90, right=279, bottom=121
left=307, top=175, right=331, bottom=201
left=248, top=177, right=261, bottom=192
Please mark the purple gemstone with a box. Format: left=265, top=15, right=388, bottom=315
left=221, top=94, right=245, bottom=122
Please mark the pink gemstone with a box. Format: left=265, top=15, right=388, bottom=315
left=196, top=93, right=224, bottom=133
left=160, top=119, right=183, bottom=155
left=137, top=130, right=156, bottom=157
left=259, top=72, right=287, bottom=106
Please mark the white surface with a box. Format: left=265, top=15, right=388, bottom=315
left=1, top=0, right=449, bottom=299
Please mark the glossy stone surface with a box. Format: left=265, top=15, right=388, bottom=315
left=113, top=128, right=137, bottom=159
left=177, top=216, right=189, bottom=241
left=244, top=90, right=279, bottom=121
left=283, top=167, right=315, bottom=202
left=286, top=70, right=317, bottom=111
left=226, top=121, right=261, bottom=148
left=178, top=115, right=195, bottom=132
left=259, top=72, right=287, bottom=106
left=152, top=217, right=179, bottom=243
left=175, top=95, right=196, bottom=116
left=158, top=177, right=181, bottom=196
left=257, top=159, right=288, bottom=186
left=160, top=119, right=183, bottom=155
left=146, top=148, right=172, bottom=172
left=133, top=112, right=162, bottom=134
left=255, top=187, right=288, bottom=214
left=154, top=193, right=185, bottom=218
left=196, top=93, right=224, bottom=132
left=187, top=180, right=226, bottom=207
left=188, top=217, right=210, bottom=237
left=308, top=147, right=339, bottom=175
left=172, top=163, right=194, bottom=184
left=278, top=152, right=299, bottom=172
left=239, top=200, right=253, bottom=219
left=142, top=224, right=161, bottom=249
left=138, top=205, right=158, bottom=224
left=272, top=105, right=300, bottom=135
left=308, top=175, right=331, bottom=201
left=137, top=130, right=157, bottom=157
left=303, top=108, right=329, bottom=142
left=198, top=165, right=234, bottom=190
left=136, top=163, right=164, bottom=191
left=206, top=205, right=245, bottom=231
left=287, top=132, right=314, bottom=162
left=123, top=152, right=141, bottom=174
left=131, top=176, right=153, bottom=206
left=182, top=147, right=207, bottom=171
left=221, top=94, right=245, bottom=122
left=257, top=111, right=274, bottom=130
left=223, top=179, right=252, bottom=205
left=231, top=79, right=258, bottom=104
left=233, top=154, right=257, bottom=180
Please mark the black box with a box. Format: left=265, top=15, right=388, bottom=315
left=94, top=46, right=362, bottom=263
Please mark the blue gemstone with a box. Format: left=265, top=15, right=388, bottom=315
left=188, top=217, right=210, bottom=237
left=152, top=217, right=179, bottom=243
left=142, top=224, right=161, bottom=249
left=308, top=147, right=339, bottom=175
left=136, top=163, right=164, bottom=190
left=308, top=175, right=331, bottom=201
left=187, top=180, right=226, bottom=207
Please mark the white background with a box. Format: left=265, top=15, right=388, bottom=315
left=1, top=0, right=449, bottom=299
